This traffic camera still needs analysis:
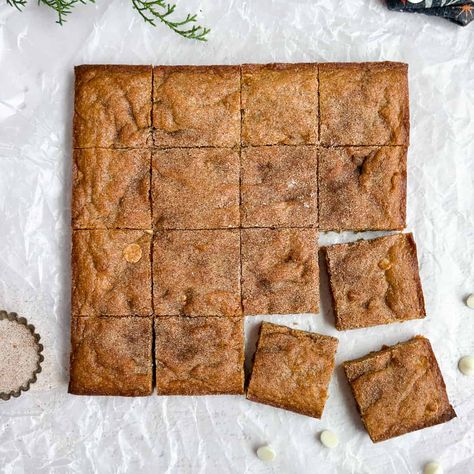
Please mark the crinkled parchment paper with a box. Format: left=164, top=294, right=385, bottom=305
left=0, top=0, right=473, bottom=472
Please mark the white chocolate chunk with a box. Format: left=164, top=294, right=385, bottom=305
left=123, top=243, right=142, bottom=263
left=423, top=461, right=443, bottom=474
left=256, top=445, right=276, bottom=462
left=466, top=294, right=474, bottom=309
left=320, top=430, right=339, bottom=448
left=458, top=356, right=474, bottom=376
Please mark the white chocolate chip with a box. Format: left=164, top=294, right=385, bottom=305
left=466, top=294, right=474, bottom=309
left=423, top=461, right=443, bottom=474
left=123, top=243, right=142, bottom=263
left=320, top=430, right=339, bottom=448
left=256, top=445, right=276, bottom=462
left=458, top=356, right=474, bottom=376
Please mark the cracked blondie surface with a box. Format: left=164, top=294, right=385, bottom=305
left=152, top=147, right=240, bottom=230
left=72, top=230, right=152, bottom=316
left=247, top=322, right=338, bottom=418
left=153, top=230, right=241, bottom=317
left=324, top=233, right=425, bottom=330
left=155, top=317, right=244, bottom=395
left=241, top=228, right=319, bottom=315
left=344, top=336, right=456, bottom=442
left=73, top=65, right=152, bottom=148
left=319, top=62, right=409, bottom=146
left=72, top=148, right=151, bottom=229
left=241, top=146, right=318, bottom=228
left=241, top=63, right=318, bottom=146
left=69, top=317, right=153, bottom=396
left=153, top=66, right=241, bottom=147
left=319, top=146, right=407, bottom=231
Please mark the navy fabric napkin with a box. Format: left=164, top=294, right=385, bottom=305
left=387, top=0, right=474, bottom=26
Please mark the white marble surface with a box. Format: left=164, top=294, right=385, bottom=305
left=0, top=1, right=473, bottom=472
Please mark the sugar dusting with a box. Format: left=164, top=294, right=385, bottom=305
left=0, top=319, right=40, bottom=394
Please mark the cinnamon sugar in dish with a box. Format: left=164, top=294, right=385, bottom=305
left=0, top=312, right=43, bottom=400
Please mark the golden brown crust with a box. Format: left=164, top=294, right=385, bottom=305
left=153, top=230, right=241, bottom=317
left=152, top=148, right=239, bottom=229
left=241, top=228, right=319, bottom=315
left=72, top=230, right=152, bottom=316
left=247, top=322, right=338, bottom=418
left=153, top=65, right=240, bottom=147
left=319, top=62, right=409, bottom=146
left=155, top=316, right=244, bottom=395
left=241, top=146, right=318, bottom=228
left=325, top=233, right=425, bottom=330
left=241, top=63, right=318, bottom=146
left=73, top=65, right=152, bottom=148
left=343, top=336, right=456, bottom=442
left=318, top=146, right=407, bottom=231
left=69, top=317, right=153, bottom=396
left=72, top=148, right=151, bottom=229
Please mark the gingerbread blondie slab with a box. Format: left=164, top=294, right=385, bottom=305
left=153, top=230, right=241, bottom=317
left=241, top=228, right=319, bottom=315
left=247, top=322, right=338, bottom=418
left=319, top=62, right=409, bottom=146
left=319, top=146, right=407, bottom=231
left=343, top=336, right=456, bottom=442
left=152, top=148, right=240, bottom=230
left=324, top=233, right=425, bottom=330
left=155, top=317, right=244, bottom=395
left=241, top=146, right=318, bottom=228
left=72, top=230, right=152, bottom=316
left=153, top=65, right=241, bottom=147
left=73, top=65, right=152, bottom=148
left=241, top=63, right=318, bottom=146
left=69, top=317, right=153, bottom=396
left=72, top=148, right=152, bottom=229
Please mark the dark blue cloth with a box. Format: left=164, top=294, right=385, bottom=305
left=387, top=0, right=474, bottom=26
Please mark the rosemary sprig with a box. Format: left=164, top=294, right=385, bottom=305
left=132, top=0, right=210, bottom=41
left=6, top=0, right=210, bottom=41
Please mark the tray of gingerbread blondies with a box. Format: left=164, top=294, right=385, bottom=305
left=1, top=3, right=473, bottom=473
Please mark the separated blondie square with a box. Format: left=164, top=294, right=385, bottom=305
left=343, top=336, right=456, bottom=442
left=324, top=233, right=425, bottom=330
left=319, top=146, right=407, bottom=231
left=153, top=65, right=240, bottom=147
left=241, top=146, right=318, bottom=228
left=319, top=62, right=409, bottom=146
left=241, top=228, right=319, bottom=315
left=72, top=230, right=152, bottom=316
left=72, top=148, right=151, bottom=229
left=247, top=322, right=338, bottom=418
left=73, top=65, right=152, bottom=148
left=153, top=230, right=241, bottom=317
left=155, top=317, right=244, bottom=395
left=152, top=148, right=240, bottom=230
left=69, top=317, right=153, bottom=396
left=241, top=64, right=318, bottom=146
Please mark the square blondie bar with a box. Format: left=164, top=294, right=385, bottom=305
left=73, top=65, right=152, bottom=148
left=319, top=62, right=409, bottom=146
left=155, top=316, right=244, bottom=395
left=69, top=317, right=153, bottom=396
left=324, top=233, right=425, bottom=330
left=153, top=230, right=241, bottom=317
left=152, top=148, right=240, bottom=230
left=247, top=322, right=338, bottom=418
left=343, top=336, right=456, bottom=442
left=72, top=230, right=152, bottom=316
left=319, top=146, right=407, bottom=231
left=241, top=228, right=319, bottom=315
left=241, top=146, right=318, bottom=228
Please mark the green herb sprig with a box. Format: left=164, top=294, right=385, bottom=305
left=6, top=0, right=210, bottom=41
